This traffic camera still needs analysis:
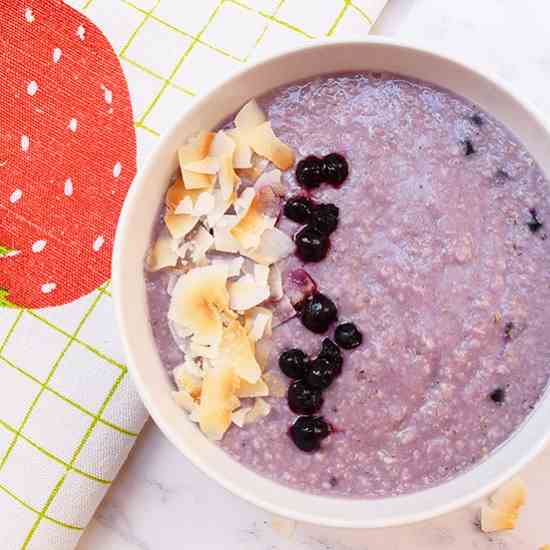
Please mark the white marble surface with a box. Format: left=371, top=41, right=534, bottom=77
left=78, top=1, right=550, bottom=548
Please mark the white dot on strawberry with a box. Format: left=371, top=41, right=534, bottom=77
left=101, top=84, right=113, bottom=104
left=53, top=47, right=62, bottom=63
left=68, top=118, right=78, bottom=132
left=77, top=24, right=86, bottom=40
left=20, top=135, right=29, bottom=152
left=41, top=282, right=57, bottom=294
left=10, top=189, right=23, bottom=204
left=93, top=235, right=105, bottom=252
left=27, top=81, right=38, bottom=96
left=32, top=240, right=47, bottom=253
left=113, top=161, right=122, bottom=178
left=64, top=178, right=73, bottom=196
left=24, top=7, right=34, bottom=22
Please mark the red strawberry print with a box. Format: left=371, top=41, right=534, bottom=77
left=0, top=0, right=136, bottom=308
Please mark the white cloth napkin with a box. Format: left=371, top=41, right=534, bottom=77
left=0, top=0, right=388, bottom=548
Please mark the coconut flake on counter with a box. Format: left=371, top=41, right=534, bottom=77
left=480, top=477, right=526, bottom=533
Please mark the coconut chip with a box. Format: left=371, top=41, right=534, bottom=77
left=229, top=273, right=270, bottom=312
left=236, top=377, right=269, bottom=398
left=230, top=187, right=276, bottom=250
left=173, top=365, right=202, bottom=398
left=243, top=227, right=295, bottom=265
left=268, top=263, right=284, bottom=301
left=198, top=365, right=240, bottom=440
left=211, top=255, right=244, bottom=278
left=237, top=156, right=269, bottom=182
left=168, top=264, right=229, bottom=346
left=147, top=228, right=178, bottom=271
left=173, top=389, right=198, bottom=413
left=245, top=306, right=273, bottom=342
left=212, top=319, right=261, bottom=383
left=235, top=99, right=267, bottom=131
left=480, top=477, right=527, bottom=533
left=190, top=225, right=214, bottom=264
left=247, top=121, right=294, bottom=171
left=178, top=131, right=216, bottom=189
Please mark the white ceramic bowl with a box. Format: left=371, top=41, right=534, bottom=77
left=113, top=38, right=550, bottom=528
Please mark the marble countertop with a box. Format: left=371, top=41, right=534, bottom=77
left=78, top=1, right=550, bottom=548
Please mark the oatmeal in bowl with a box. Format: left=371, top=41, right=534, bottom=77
left=113, top=39, right=550, bottom=527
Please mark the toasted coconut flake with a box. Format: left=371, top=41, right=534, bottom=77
left=247, top=121, right=294, bottom=170
left=236, top=377, right=269, bottom=398
left=166, top=176, right=196, bottom=210
left=199, top=365, right=239, bottom=440
left=164, top=212, right=199, bottom=240
left=230, top=188, right=276, bottom=250
left=172, top=390, right=197, bottom=413
left=247, top=397, right=271, bottom=423
left=179, top=131, right=216, bottom=189
left=213, top=319, right=261, bottom=383
left=254, top=264, right=270, bottom=286
left=209, top=130, right=236, bottom=158
left=168, top=264, right=229, bottom=346
left=173, top=366, right=202, bottom=398
left=236, top=156, right=269, bottom=182
left=481, top=477, right=526, bottom=533
left=235, top=99, right=267, bottom=131
left=175, top=190, right=216, bottom=218
left=183, top=156, right=220, bottom=175
left=245, top=306, right=272, bottom=341
left=189, top=341, right=219, bottom=360
left=255, top=169, right=284, bottom=196
left=268, top=263, right=283, bottom=301
left=191, top=226, right=214, bottom=263
left=244, top=227, right=295, bottom=265
left=211, top=255, right=244, bottom=278
left=226, top=128, right=253, bottom=169
left=263, top=371, right=286, bottom=398
left=231, top=406, right=252, bottom=428
left=219, top=155, right=240, bottom=201
left=229, top=274, right=270, bottom=312
left=214, top=222, right=241, bottom=253
left=146, top=228, right=178, bottom=271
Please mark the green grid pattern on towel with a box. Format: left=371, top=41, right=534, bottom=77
left=0, top=0, right=380, bottom=547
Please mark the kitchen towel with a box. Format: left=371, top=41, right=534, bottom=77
left=0, top=0, right=388, bottom=548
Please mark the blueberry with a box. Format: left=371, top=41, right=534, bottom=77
left=279, top=349, right=309, bottom=379
left=287, top=380, right=323, bottom=415
left=301, top=293, right=338, bottom=334
left=322, top=153, right=349, bottom=186
left=295, top=226, right=330, bottom=262
left=306, top=355, right=340, bottom=390
left=296, top=155, right=324, bottom=189
left=527, top=208, right=543, bottom=233
left=490, top=387, right=506, bottom=404
left=284, top=196, right=313, bottom=224
left=334, top=322, right=363, bottom=349
left=311, top=203, right=339, bottom=235
left=319, top=338, right=343, bottom=370
left=464, top=139, right=475, bottom=156
left=289, top=416, right=331, bottom=452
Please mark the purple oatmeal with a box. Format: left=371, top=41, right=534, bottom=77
left=146, top=72, right=550, bottom=497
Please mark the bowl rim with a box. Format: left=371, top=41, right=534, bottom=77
left=112, top=36, right=550, bottom=528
